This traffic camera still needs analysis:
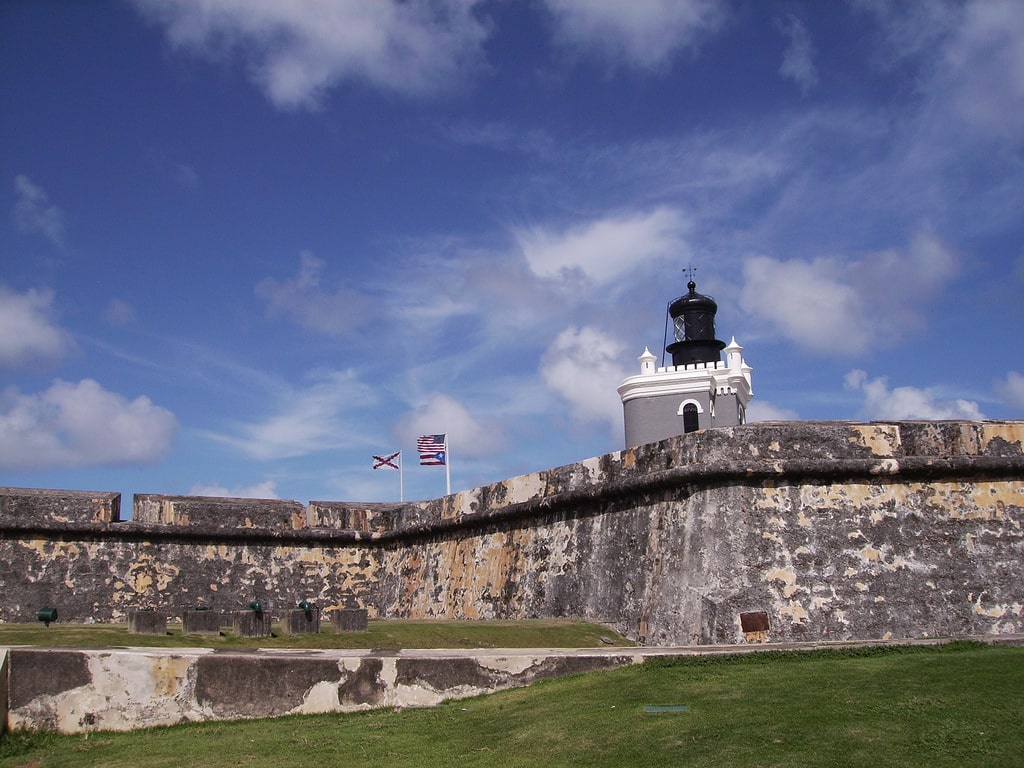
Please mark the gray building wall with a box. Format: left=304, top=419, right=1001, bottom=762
left=623, top=390, right=744, bottom=447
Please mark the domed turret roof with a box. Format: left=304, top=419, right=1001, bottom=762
left=669, top=280, right=718, bottom=317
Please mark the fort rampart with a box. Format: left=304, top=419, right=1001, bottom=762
left=2, top=420, right=1022, bottom=646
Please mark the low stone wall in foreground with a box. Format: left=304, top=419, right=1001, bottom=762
left=4, top=646, right=639, bottom=733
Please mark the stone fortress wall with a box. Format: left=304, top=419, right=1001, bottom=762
left=2, top=420, right=1023, bottom=646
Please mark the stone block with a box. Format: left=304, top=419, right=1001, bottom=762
left=0, top=487, right=121, bottom=524
left=308, top=501, right=398, bottom=532
left=0, top=650, right=8, bottom=736
left=331, top=608, right=368, bottom=633
left=232, top=610, right=272, bottom=638
left=280, top=607, right=321, bottom=635
left=127, top=609, right=167, bottom=635
left=133, top=494, right=307, bottom=531
left=182, top=609, right=223, bottom=635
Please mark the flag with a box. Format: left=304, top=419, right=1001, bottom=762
left=417, top=434, right=447, bottom=466
left=372, top=451, right=400, bottom=470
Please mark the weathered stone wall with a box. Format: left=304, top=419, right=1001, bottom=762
left=1, top=421, right=1022, bottom=645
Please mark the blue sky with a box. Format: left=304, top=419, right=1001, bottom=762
left=2, top=0, right=1023, bottom=507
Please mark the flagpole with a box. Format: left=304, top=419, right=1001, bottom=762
left=445, top=437, right=451, bottom=496
left=399, top=451, right=404, bottom=502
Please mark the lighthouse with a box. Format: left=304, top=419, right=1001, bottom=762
left=617, top=277, right=753, bottom=447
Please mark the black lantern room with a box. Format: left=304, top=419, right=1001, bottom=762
left=665, top=280, right=726, bottom=366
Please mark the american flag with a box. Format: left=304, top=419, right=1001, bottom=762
left=372, top=451, right=400, bottom=470
left=417, top=434, right=446, bottom=466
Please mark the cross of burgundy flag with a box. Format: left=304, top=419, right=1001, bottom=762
left=372, top=451, right=401, bottom=470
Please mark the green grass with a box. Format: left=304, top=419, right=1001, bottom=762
left=2, top=642, right=1022, bottom=768
left=0, top=619, right=631, bottom=650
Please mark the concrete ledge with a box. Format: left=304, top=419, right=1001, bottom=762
left=4, top=635, right=1022, bottom=734
left=2, top=646, right=641, bottom=733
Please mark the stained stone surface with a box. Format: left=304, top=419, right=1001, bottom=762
left=1, top=421, right=1022, bottom=647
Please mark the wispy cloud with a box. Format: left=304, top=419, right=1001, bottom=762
left=12, top=175, right=65, bottom=247
left=516, top=207, right=688, bottom=286
left=200, top=368, right=378, bottom=460
left=134, top=0, right=490, bottom=109
left=844, top=369, right=984, bottom=420
left=255, top=251, right=372, bottom=336
left=994, top=371, right=1024, bottom=411
left=104, top=298, right=137, bottom=328
left=776, top=14, right=817, bottom=94
left=746, top=400, right=800, bottom=423
left=861, top=0, right=1024, bottom=143
left=0, top=379, right=179, bottom=470
left=541, top=0, right=726, bottom=70
left=189, top=480, right=279, bottom=499
left=0, top=285, right=74, bottom=369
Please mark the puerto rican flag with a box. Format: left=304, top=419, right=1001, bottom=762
left=417, top=434, right=446, bottom=466
left=372, top=451, right=400, bottom=470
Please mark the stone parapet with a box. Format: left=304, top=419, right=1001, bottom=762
left=0, top=488, right=120, bottom=525
left=308, top=501, right=399, bottom=533
left=133, top=494, right=308, bottom=531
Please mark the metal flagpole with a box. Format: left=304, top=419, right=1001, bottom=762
left=445, top=437, right=451, bottom=496
left=399, top=451, right=404, bottom=502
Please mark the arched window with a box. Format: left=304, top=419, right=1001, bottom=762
left=683, top=402, right=700, bottom=433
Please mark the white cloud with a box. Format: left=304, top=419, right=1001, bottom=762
left=741, top=254, right=862, bottom=355
left=255, top=251, right=372, bottom=336
left=397, top=393, right=501, bottom=459
left=994, top=371, right=1024, bottom=411
left=135, top=0, right=489, bottom=109
left=541, top=326, right=629, bottom=432
left=844, top=369, right=985, bottom=421
left=189, top=480, right=279, bottom=499
left=0, top=379, right=179, bottom=470
left=739, top=232, right=958, bottom=356
left=542, top=0, right=726, bottom=70
left=746, top=400, right=799, bottom=423
left=201, top=368, right=377, bottom=460
left=517, top=208, right=688, bottom=286
left=0, top=285, right=73, bottom=369
left=776, top=15, right=817, bottom=94
left=12, top=175, right=65, bottom=247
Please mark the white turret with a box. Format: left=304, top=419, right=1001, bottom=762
left=639, top=346, right=657, bottom=375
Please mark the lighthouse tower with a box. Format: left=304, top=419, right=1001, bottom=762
left=617, top=277, right=753, bottom=447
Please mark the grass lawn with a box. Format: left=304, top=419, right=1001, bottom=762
left=0, top=618, right=632, bottom=650
left=2, top=641, right=1021, bottom=768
